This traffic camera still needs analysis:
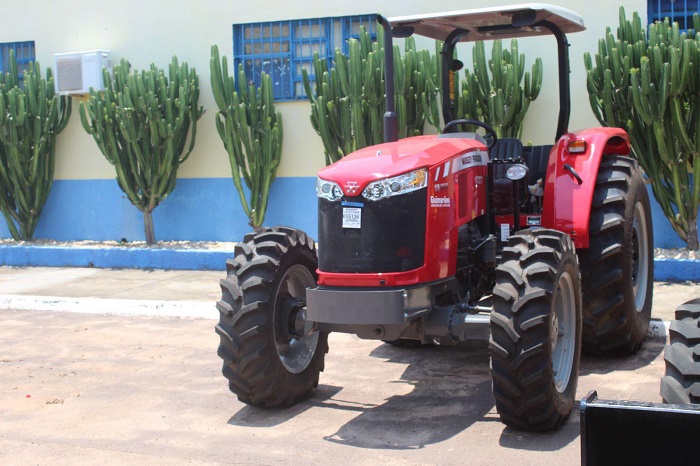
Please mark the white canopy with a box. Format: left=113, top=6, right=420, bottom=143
left=388, top=3, right=585, bottom=41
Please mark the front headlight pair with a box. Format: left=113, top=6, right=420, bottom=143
left=316, top=168, right=428, bottom=202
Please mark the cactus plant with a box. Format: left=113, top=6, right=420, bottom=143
left=210, top=45, right=282, bottom=232
left=0, top=50, right=71, bottom=240
left=80, top=57, right=203, bottom=245
left=585, top=8, right=700, bottom=250
left=458, top=39, right=543, bottom=138
left=302, top=25, right=439, bottom=164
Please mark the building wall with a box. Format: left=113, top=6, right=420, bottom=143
left=5, top=0, right=689, bottom=248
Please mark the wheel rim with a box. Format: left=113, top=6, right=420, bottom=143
left=551, top=271, right=576, bottom=393
left=631, top=201, right=649, bottom=312
left=273, top=264, right=319, bottom=374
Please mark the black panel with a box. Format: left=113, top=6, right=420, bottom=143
left=318, top=190, right=427, bottom=273
left=523, top=144, right=552, bottom=184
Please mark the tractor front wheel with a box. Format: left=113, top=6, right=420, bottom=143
left=215, top=227, right=328, bottom=408
left=490, top=229, right=582, bottom=431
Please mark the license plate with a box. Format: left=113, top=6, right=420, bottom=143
left=342, top=207, right=361, bottom=229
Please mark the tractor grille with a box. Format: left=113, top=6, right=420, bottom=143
left=318, top=190, right=427, bottom=273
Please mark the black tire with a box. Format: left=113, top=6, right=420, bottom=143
left=215, top=226, right=329, bottom=408
left=490, top=229, right=582, bottom=431
left=579, top=155, right=654, bottom=355
left=661, top=298, right=700, bottom=404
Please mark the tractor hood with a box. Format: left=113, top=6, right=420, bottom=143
left=317, top=135, right=485, bottom=196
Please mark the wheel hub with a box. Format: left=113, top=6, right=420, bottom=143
left=631, top=201, right=649, bottom=313
left=273, top=264, right=319, bottom=374
left=552, top=271, right=576, bottom=393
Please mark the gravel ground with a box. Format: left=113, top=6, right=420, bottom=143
left=654, top=247, right=699, bottom=260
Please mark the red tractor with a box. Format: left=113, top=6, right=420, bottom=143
left=215, top=4, right=654, bottom=431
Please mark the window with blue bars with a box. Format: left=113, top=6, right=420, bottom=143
left=648, top=0, right=699, bottom=30
left=0, top=41, right=36, bottom=83
left=233, top=14, right=377, bottom=100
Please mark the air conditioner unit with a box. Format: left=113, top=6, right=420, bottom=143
left=54, top=50, right=111, bottom=95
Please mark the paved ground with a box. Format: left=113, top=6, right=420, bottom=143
left=0, top=267, right=698, bottom=465
left=1, top=266, right=697, bottom=321
left=0, top=310, right=671, bottom=466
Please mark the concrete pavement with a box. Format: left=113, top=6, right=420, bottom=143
left=0, top=266, right=697, bottom=323
left=0, top=266, right=698, bottom=464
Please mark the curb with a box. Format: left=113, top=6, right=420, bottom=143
left=0, top=294, right=216, bottom=319
left=0, top=244, right=233, bottom=271
left=1, top=244, right=699, bottom=280
left=653, top=258, right=700, bottom=282
left=648, top=319, right=669, bottom=339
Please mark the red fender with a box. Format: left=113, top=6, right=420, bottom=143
left=540, top=128, right=631, bottom=249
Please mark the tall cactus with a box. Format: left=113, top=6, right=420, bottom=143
left=458, top=39, right=543, bottom=138
left=302, top=25, right=439, bottom=164
left=80, top=57, right=203, bottom=245
left=210, top=45, right=282, bottom=231
left=585, top=8, right=700, bottom=250
left=0, top=51, right=71, bottom=240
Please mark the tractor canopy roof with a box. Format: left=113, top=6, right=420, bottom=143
left=387, top=3, right=585, bottom=42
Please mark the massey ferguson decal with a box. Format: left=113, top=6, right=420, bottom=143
left=452, top=150, right=488, bottom=173
left=344, top=181, right=359, bottom=195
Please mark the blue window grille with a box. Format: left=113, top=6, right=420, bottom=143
left=0, top=41, right=36, bottom=83
left=233, top=14, right=376, bottom=100
left=648, top=0, right=699, bottom=30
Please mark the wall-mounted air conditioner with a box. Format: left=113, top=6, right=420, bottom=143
left=54, top=50, right=111, bottom=95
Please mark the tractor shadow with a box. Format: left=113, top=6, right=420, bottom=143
left=227, top=385, right=343, bottom=428
left=227, top=336, right=662, bottom=449
left=579, top=335, right=665, bottom=376
left=322, top=341, right=497, bottom=449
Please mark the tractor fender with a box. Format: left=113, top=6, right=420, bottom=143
left=540, top=127, right=631, bottom=249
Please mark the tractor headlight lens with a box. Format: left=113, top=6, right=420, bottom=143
left=316, top=178, right=343, bottom=201
left=506, top=164, right=529, bottom=181
left=362, top=168, right=428, bottom=201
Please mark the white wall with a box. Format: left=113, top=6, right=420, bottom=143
left=0, top=0, right=646, bottom=180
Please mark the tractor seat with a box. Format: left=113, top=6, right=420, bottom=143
left=489, top=138, right=524, bottom=162
left=522, top=145, right=552, bottom=185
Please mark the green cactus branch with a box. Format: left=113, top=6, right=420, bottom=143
left=458, top=39, right=543, bottom=139
left=210, top=45, right=282, bottom=231
left=0, top=50, right=71, bottom=240
left=585, top=8, right=700, bottom=250
left=302, top=25, right=439, bottom=165
left=80, top=57, right=203, bottom=245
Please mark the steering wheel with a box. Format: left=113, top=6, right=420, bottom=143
left=442, top=119, right=498, bottom=150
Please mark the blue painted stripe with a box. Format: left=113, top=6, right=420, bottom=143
left=1, top=243, right=697, bottom=279
left=0, top=177, right=319, bottom=242
left=0, top=178, right=696, bottom=249
left=654, top=259, right=700, bottom=282
left=0, top=244, right=232, bottom=270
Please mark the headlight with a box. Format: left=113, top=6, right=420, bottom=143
left=362, top=168, right=428, bottom=201
left=506, top=164, right=529, bottom=181
left=316, top=177, right=343, bottom=201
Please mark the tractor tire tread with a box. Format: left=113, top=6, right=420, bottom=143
left=662, top=299, right=700, bottom=404
left=579, top=155, right=653, bottom=355
left=216, top=226, right=328, bottom=408
left=490, top=228, right=582, bottom=432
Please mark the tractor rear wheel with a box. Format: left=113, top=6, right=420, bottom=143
left=579, top=155, right=653, bottom=355
left=490, top=229, right=582, bottom=431
left=215, top=227, right=328, bottom=408
left=661, top=299, right=700, bottom=404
